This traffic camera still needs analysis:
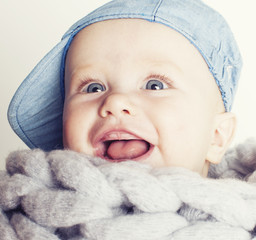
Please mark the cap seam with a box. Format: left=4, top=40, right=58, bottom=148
left=152, top=0, right=163, bottom=21
left=64, top=13, right=163, bottom=38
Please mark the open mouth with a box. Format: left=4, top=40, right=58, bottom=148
left=95, top=139, right=153, bottom=162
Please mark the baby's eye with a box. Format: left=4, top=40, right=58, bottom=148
left=84, top=83, right=106, bottom=93
left=143, top=79, right=168, bottom=90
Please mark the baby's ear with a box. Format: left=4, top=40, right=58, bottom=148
left=206, top=112, right=236, bottom=164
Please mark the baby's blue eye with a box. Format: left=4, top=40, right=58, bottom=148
left=86, top=83, right=106, bottom=93
left=145, top=80, right=165, bottom=90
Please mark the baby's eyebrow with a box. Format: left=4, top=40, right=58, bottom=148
left=68, top=65, right=102, bottom=81
left=141, top=58, right=183, bottom=74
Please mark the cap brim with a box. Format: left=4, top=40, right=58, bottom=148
left=8, top=37, right=70, bottom=151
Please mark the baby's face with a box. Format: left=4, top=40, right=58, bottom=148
left=63, top=19, right=223, bottom=176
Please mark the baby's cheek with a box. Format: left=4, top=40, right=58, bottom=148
left=62, top=103, right=86, bottom=150
left=63, top=116, right=78, bottom=150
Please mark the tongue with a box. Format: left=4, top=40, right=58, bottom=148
left=107, top=140, right=149, bottom=160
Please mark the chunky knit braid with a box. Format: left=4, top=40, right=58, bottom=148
left=1, top=140, right=256, bottom=240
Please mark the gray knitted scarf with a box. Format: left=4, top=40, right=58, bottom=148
left=1, top=140, right=256, bottom=240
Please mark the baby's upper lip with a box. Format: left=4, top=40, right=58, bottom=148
left=93, top=128, right=147, bottom=147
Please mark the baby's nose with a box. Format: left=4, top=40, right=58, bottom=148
left=99, top=93, right=137, bottom=118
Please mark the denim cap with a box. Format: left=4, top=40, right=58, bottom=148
left=8, top=0, right=242, bottom=151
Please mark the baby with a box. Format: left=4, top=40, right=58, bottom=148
left=6, top=1, right=256, bottom=239
left=8, top=0, right=242, bottom=177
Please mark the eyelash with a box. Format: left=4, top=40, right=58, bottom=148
left=144, top=74, right=174, bottom=88
left=77, top=74, right=174, bottom=93
left=77, top=78, right=103, bottom=92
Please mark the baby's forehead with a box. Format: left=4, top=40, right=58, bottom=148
left=67, top=19, right=204, bottom=73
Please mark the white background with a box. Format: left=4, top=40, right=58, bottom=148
left=1, top=0, right=256, bottom=169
